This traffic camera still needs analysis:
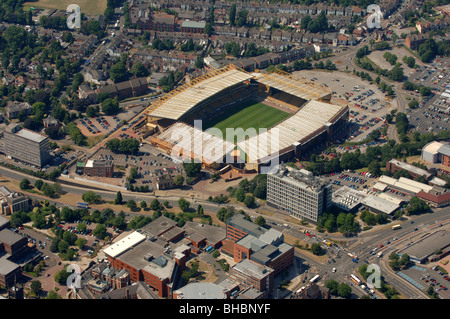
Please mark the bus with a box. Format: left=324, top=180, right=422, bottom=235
left=309, top=274, right=320, bottom=284
left=392, top=224, right=401, bottom=230
left=77, top=202, right=89, bottom=209
left=350, top=274, right=361, bottom=285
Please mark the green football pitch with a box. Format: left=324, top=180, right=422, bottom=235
left=204, top=99, right=291, bottom=139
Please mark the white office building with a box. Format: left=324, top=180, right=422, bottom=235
left=267, top=165, right=332, bottom=222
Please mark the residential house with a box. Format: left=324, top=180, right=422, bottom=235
left=5, top=102, right=32, bottom=119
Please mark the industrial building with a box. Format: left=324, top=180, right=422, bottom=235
left=267, top=164, right=332, bottom=223
left=3, top=124, right=51, bottom=167
left=377, top=174, right=450, bottom=208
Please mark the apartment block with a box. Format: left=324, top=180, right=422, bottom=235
left=267, top=165, right=332, bottom=223
left=3, top=124, right=51, bottom=167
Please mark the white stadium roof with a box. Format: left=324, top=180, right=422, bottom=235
left=148, top=68, right=253, bottom=120
left=237, top=100, right=345, bottom=163
left=252, top=72, right=331, bottom=101
left=155, top=122, right=236, bottom=164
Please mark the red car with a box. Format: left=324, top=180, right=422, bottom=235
left=379, top=244, right=384, bottom=248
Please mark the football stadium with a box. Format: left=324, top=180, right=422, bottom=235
left=146, top=65, right=349, bottom=173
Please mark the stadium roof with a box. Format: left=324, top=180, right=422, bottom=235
left=154, top=122, right=236, bottom=164
left=148, top=67, right=253, bottom=120
left=237, top=100, right=346, bottom=163
left=252, top=71, right=332, bottom=101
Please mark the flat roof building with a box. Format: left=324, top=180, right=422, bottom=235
left=399, top=230, right=450, bottom=264
left=228, top=259, right=275, bottom=299
left=386, top=159, right=432, bottom=180
left=82, top=159, right=114, bottom=177
left=3, top=124, right=51, bottom=167
left=331, top=186, right=367, bottom=212
left=224, top=214, right=294, bottom=277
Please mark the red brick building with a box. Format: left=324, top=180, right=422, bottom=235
left=223, top=214, right=294, bottom=275
left=103, top=217, right=189, bottom=298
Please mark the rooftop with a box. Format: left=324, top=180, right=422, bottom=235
left=5, top=125, right=47, bottom=143
left=0, top=229, right=24, bottom=246
left=361, top=195, right=400, bottom=215
left=155, top=122, right=236, bottom=164
left=388, top=159, right=432, bottom=178
left=332, top=186, right=367, bottom=211
left=148, top=67, right=253, bottom=120
left=252, top=71, right=331, bottom=101
left=401, top=230, right=450, bottom=261
left=184, top=221, right=226, bottom=246
left=227, top=214, right=266, bottom=238
left=174, top=282, right=228, bottom=299
left=231, top=258, right=274, bottom=280
left=103, top=231, right=146, bottom=258
left=237, top=100, right=346, bottom=163
left=269, top=164, right=330, bottom=191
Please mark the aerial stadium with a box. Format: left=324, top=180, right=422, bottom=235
left=146, top=64, right=349, bottom=173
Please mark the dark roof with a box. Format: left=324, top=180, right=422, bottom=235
left=227, top=214, right=265, bottom=238
left=0, top=229, right=23, bottom=246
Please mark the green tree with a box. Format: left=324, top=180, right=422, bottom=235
left=183, top=162, right=201, bottom=177
left=101, top=97, right=120, bottom=115
left=254, top=216, right=266, bottom=227
left=235, top=188, right=245, bottom=202
left=406, top=196, right=430, bottom=215
left=34, top=179, right=44, bottom=190
left=19, top=178, right=30, bottom=190
left=127, top=199, right=137, bottom=211
left=54, top=267, right=71, bottom=285
left=337, top=283, right=352, bottom=299
left=138, top=200, right=147, bottom=210
left=150, top=199, right=161, bottom=211
left=110, top=61, right=128, bottom=83
left=115, top=191, right=123, bottom=205
left=75, top=238, right=87, bottom=249
left=82, top=191, right=102, bottom=204
left=178, top=197, right=190, bottom=212
left=131, top=62, right=150, bottom=77
left=243, top=195, right=255, bottom=208
left=174, top=175, right=185, bottom=187
left=229, top=4, right=236, bottom=26
left=30, top=280, right=42, bottom=296
left=93, top=224, right=107, bottom=239
left=311, top=243, right=324, bottom=255
left=63, top=231, right=78, bottom=245
left=325, top=279, right=339, bottom=295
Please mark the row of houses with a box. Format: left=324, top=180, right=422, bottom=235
left=150, top=0, right=366, bottom=17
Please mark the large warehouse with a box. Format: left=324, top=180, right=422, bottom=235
left=146, top=65, right=348, bottom=172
